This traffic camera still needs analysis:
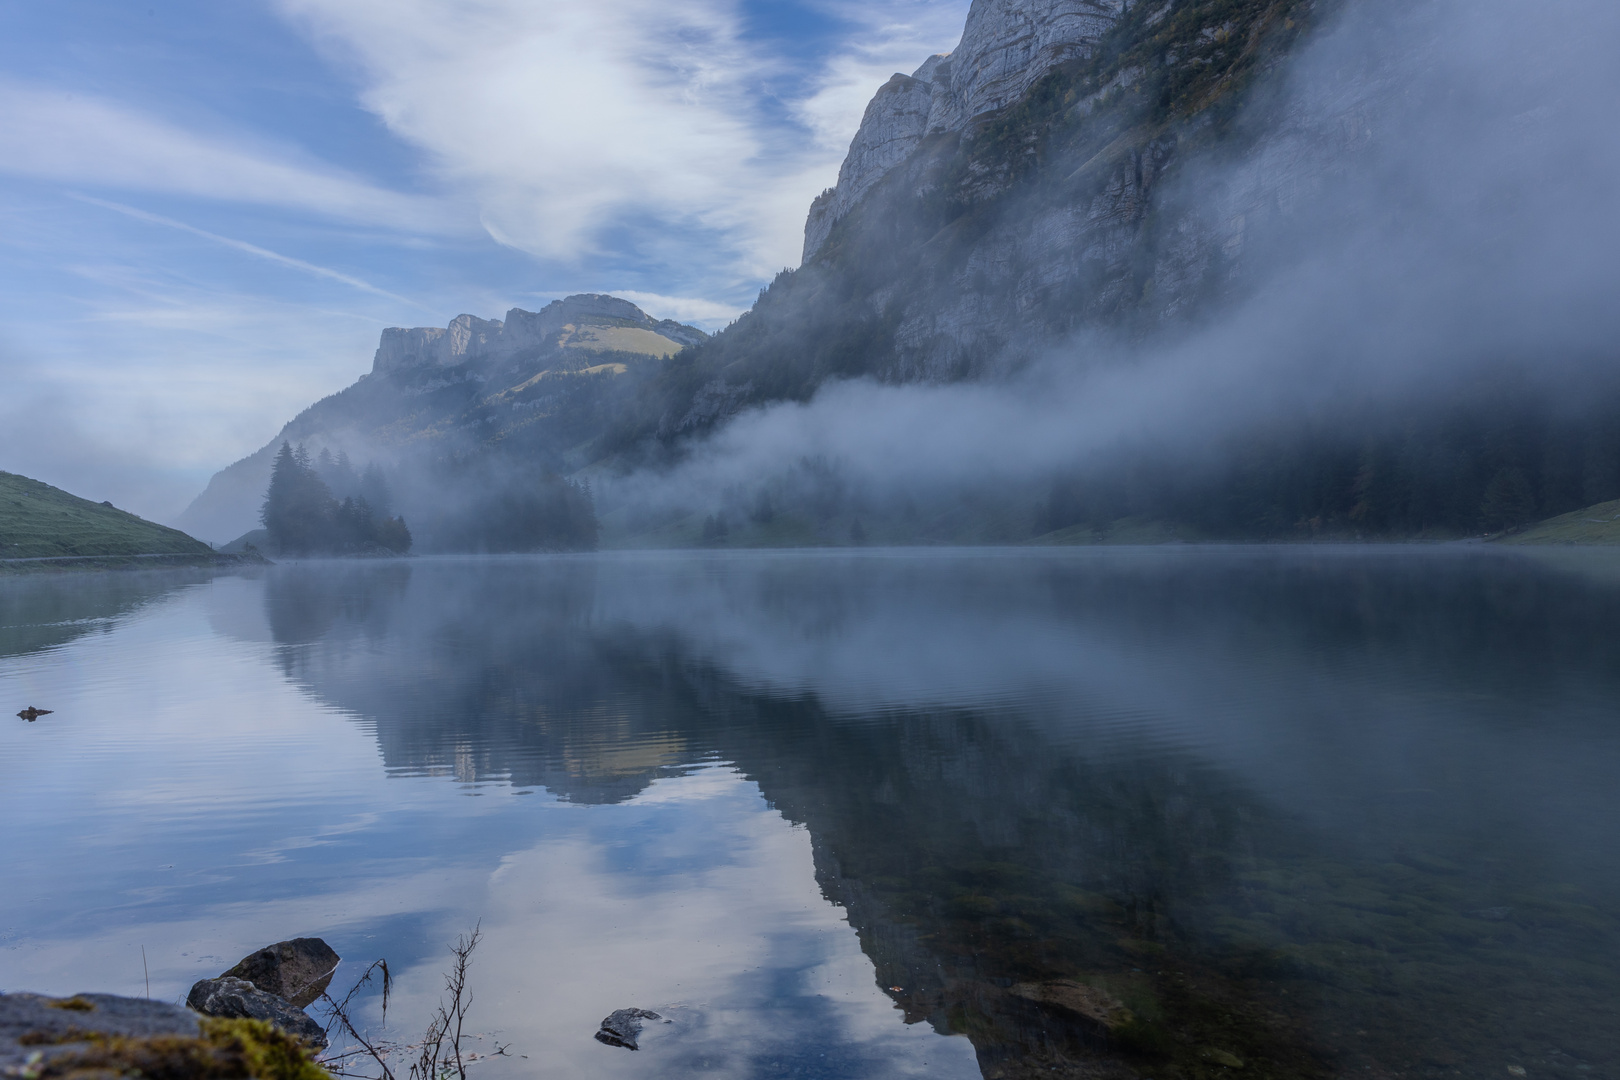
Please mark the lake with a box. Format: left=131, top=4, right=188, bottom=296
left=3, top=548, right=1618, bottom=1080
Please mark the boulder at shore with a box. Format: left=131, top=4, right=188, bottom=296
left=186, top=977, right=327, bottom=1049
left=221, top=938, right=340, bottom=1008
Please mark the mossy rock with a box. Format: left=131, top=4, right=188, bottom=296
left=27, top=1018, right=329, bottom=1080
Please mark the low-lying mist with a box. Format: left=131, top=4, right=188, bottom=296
left=602, top=0, right=1620, bottom=542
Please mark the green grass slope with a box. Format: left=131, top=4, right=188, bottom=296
left=1501, top=498, right=1620, bottom=545
left=0, top=471, right=213, bottom=558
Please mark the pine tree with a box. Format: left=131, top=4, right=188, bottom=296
left=261, top=442, right=338, bottom=554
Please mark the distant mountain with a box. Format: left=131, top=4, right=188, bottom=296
left=177, top=294, right=706, bottom=543
left=2, top=471, right=213, bottom=559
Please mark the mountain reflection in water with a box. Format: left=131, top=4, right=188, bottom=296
left=4, top=549, right=1620, bottom=1080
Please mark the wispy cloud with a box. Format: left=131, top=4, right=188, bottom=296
left=70, top=194, right=426, bottom=307
left=0, top=78, right=456, bottom=232
left=273, top=0, right=968, bottom=277
left=609, top=290, right=746, bottom=328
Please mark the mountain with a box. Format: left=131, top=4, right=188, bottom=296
left=612, top=0, right=1322, bottom=440
left=1, top=470, right=214, bottom=560
left=177, top=294, right=706, bottom=543
left=181, top=0, right=1620, bottom=546
left=598, top=0, right=1620, bottom=542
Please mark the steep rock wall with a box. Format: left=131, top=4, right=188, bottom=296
left=805, top=0, right=1127, bottom=261
left=631, top=0, right=1336, bottom=448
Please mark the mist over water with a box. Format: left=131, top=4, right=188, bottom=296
left=5, top=550, right=1620, bottom=1076
left=610, top=0, right=1620, bottom=520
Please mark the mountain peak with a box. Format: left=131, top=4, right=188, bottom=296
left=804, top=0, right=1124, bottom=261
left=372, top=294, right=705, bottom=376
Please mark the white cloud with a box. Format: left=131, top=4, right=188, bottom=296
left=793, top=1, right=970, bottom=158
left=0, top=78, right=455, bottom=231
left=274, top=0, right=969, bottom=275
left=611, top=290, right=746, bottom=329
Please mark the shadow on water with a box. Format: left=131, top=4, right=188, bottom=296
left=0, top=569, right=223, bottom=660
left=232, top=550, right=1620, bottom=1078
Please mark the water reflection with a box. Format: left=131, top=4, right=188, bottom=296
left=243, top=550, right=1620, bottom=1079
left=5, top=550, right=1620, bottom=1080
left=0, top=569, right=216, bottom=659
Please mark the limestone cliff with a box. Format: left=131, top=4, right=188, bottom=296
left=372, top=294, right=706, bottom=377
left=615, top=0, right=1342, bottom=450
left=805, top=0, right=1126, bottom=260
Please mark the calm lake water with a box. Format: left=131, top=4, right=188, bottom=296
left=3, top=548, right=1619, bottom=1080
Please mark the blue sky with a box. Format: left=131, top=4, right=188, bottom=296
left=0, top=0, right=968, bottom=521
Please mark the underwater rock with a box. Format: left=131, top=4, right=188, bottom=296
left=0, top=992, right=201, bottom=1071
left=185, top=977, right=327, bottom=1049
left=594, top=1008, right=664, bottom=1050
left=1008, top=980, right=1134, bottom=1030
left=221, top=937, right=340, bottom=1008
left=1201, top=1047, right=1246, bottom=1069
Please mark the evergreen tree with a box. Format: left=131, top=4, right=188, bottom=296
left=262, top=442, right=413, bottom=555
left=261, top=442, right=337, bottom=554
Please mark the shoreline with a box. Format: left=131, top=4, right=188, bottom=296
left=0, top=552, right=270, bottom=575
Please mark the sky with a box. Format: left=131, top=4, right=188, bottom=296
left=0, top=0, right=970, bottom=521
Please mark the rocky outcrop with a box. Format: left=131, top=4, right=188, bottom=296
left=0, top=994, right=201, bottom=1072
left=594, top=1008, right=665, bottom=1050
left=373, top=314, right=503, bottom=375
left=804, top=73, right=938, bottom=258
left=185, top=977, right=327, bottom=1049
left=372, top=295, right=706, bottom=376
left=804, top=0, right=1126, bottom=260
left=220, top=937, right=340, bottom=1009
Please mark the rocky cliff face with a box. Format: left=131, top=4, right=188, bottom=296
left=623, top=0, right=1336, bottom=449
left=804, top=0, right=1126, bottom=261
left=372, top=294, right=707, bottom=377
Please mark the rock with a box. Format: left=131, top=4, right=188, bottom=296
left=1008, top=980, right=1134, bottom=1030
left=185, top=977, right=327, bottom=1049
left=1202, top=1047, right=1246, bottom=1069
left=594, top=1008, right=664, bottom=1050
left=220, top=937, right=340, bottom=1008
left=0, top=992, right=201, bottom=1072
left=371, top=295, right=709, bottom=377
left=803, top=0, right=1126, bottom=260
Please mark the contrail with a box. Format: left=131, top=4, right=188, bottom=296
left=69, top=193, right=428, bottom=309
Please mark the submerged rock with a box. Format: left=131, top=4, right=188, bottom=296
left=185, top=977, right=327, bottom=1049
left=1008, top=980, right=1134, bottom=1031
left=594, top=1008, right=664, bottom=1050
left=0, top=992, right=201, bottom=1071
left=221, top=937, right=340, bottom=1008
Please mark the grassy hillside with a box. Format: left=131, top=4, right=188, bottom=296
left=1502, top=498, right=1620, bottom=545
left=0, top=471, right=213, bottom=558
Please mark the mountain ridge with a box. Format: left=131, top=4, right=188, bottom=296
left=176, top=293, right=706, bottom=542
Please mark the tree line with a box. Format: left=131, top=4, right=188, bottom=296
left=260, top=443, right=601, bottom=555
left=261, top=443, right=412, bottom=555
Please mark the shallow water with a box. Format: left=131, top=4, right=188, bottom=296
left=2, top=548, right=1618, bottom=1079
